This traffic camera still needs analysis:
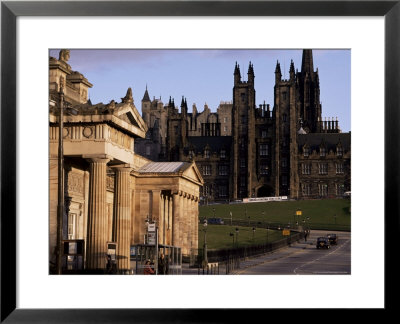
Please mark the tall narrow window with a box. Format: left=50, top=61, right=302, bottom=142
left=336, top=163, right=344, bottom=174
left=318, top=184, right=328, bottom=196
left=260, top=164, right=269, bottom=175
left=318, top=163, right=328, bottom=175
left=219, top=165, right=228, bottom=176
left=202, top=165, right=211, bottom=176
left=260, top=144, right=268, bottom=156
left=68, top=213, right=77, bottom=240
left=302, top=163, right=311, bottom=175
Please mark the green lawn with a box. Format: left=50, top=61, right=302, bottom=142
left=200, top=198, right=351, bottom=231
left=198, top=225, right=283, bottom=250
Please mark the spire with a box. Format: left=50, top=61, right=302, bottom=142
left=248, top=61, right=254, bottom=75
left=142, top=85, right=150, bottom=102
left=289, top=59, right=295, bottom=80
left=247, top=61, right=254, bottom=84
left=275, top=60, right=281, bottom=74
left=275, top=60, right=282, bottom=83
left=234, top=61, right=241, bottom=84
left=301, top=49, right=314, bottom=74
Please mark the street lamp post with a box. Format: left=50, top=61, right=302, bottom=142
left=230, top=232, right=234, bottom=248
left=235, top=227, right=239, bottom=247
left=203, top=219, right=208, bottom=267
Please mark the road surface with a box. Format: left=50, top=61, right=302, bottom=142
left=231, top=230, right=351, bottom=275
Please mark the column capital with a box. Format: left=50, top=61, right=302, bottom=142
left=110, top=164, right=133, bottom=173
left=83, top=154, right=112, bottom=164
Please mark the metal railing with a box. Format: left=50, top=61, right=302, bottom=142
left=194, top=231, right=305, bottom=274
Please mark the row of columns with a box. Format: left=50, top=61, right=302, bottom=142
left=85, top=156, right=132, bottom=272
left=171, top=191, right=199, bottom=255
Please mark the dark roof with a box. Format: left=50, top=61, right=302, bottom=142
left=186, top=136, right=232, bottom=153
left=142, top=89, right=150, bottom=102
left=298, top=133, right=351, bottom=151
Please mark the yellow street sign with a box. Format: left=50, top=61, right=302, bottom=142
left=296, top=210, right=302, bottom=216
left=282, top=229, right=290, bottom=236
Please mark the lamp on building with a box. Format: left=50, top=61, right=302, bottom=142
left=203, top=219, right=208, bottom=266
left=56, top=78, right=65, bottom=275
left=252, top=227, right=256, bottom=242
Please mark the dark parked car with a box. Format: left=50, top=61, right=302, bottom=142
left=316, top=237, right=331, bottom=249
left=327, top=234, right=338, bottom=245
left=207, top=218, right=224, bottom=225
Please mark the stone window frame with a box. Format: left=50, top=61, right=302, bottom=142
left=261, top=130, right=267, bottom=138
left=202, top=165, right=212, bottom=176
left=218, top=185, right=228, bottom=197
left=336, top=145, right=343, bottom=157
left=260, top=144, right=268, bottom=156
left=302, top=183, right=311, bottom=196
left=302, top=163, right=311, bottom=175
left=318, top=163, right=328, bottom=175
left=204, top=149, right=210, bottom=159
left=218, top=165, right=228, bottom=176
left=335, top=183, right=345, bottom=196
left=303, top=145, right=310, bottom=157
left=318, top=183, right=328, bottom=196
left=335, top=162, right=344, bottom=174
left=320, top=146, right=326, bottom=157
left=220, top=149, right=226, bottom=159
left=260, top=164, right=269, bottom=175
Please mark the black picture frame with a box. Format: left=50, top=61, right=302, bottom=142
left=1, top=0, right=398, bottom=322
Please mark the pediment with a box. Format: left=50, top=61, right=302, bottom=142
left=182, top=162, right=204, bottom=185
left=115, top=103, right=148, bottom=133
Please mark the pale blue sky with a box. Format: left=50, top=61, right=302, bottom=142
left=50, top=49, right=351, bottom=132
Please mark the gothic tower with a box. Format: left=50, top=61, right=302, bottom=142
left=231, top=62, right=256, bottom=199
left=297, top=49, right=322, bottom=133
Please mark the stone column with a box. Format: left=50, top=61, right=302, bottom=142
left=168, top=196, right=172, bottom=245
left=194, top=197, right=199, bottom=251
left=182, top=193, right=188, bottom=255
left=152, top=190, right=161, bottom=242
left=85, top=156, right=110, bottom=270
left=112, top=165, right=132, bottom=272
left=172, top=191, right=181, bottom=247
left=188, top=196, right=194, bottom=252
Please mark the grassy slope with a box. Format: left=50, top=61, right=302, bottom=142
left=198, top=199, right=351, bottom=249
left=200, top=198, right=351, bottom=228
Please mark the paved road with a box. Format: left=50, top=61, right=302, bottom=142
left=231, top=230, right=351, bottom=275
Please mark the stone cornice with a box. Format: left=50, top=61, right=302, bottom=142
left=49, top=113, right=146, bottom=139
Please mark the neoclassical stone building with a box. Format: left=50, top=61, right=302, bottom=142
left=49, top=50, right=203, bottom=273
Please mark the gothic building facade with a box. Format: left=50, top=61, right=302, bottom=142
left=135, top=50, right=351, bottom=203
